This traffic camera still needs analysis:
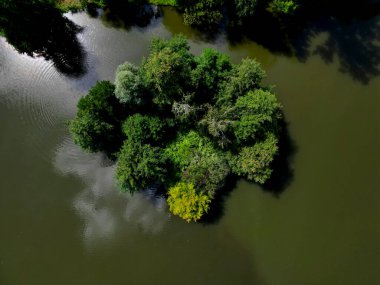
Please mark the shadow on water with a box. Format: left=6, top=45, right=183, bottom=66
left=200, top=174, right=239, bottom=225
left=0, top=0, right=86, bottom=77
left=226, top=0, right=380, bottom=84
left=262, top=119, right=297, bottom=196
left=96, top=0, right=160, bottom=30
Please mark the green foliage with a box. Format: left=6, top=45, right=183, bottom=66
left=182, top=149, right=229, bottom=194
left=142, top=36, right=194, bottom=107
left=122, top=114, right=167, bottom=144
left=234, top=0, right=259, bottom=18
left=70, top=37, right=283, bottom=222
left=218, top=58, right=266, bottom=105
left=69, top=112, right=115, bottom=152
left=165, top=131, right=229, bottom=193
left=199, top=105, right=235, bottom=148
left=165, top=131, right=210, bottom=170
left=115, top=62, right=145, bottom=105
left=230, top=133, right=279, bottom=183
left=192, top=48, right=233, bottom=101
left=115, top=141, right=167, bottom=193
left=76, top=81, right=118, bottom=118
left=149, top=35, right=194, bottom=66
left=167, top=182, right=211, bottom=222
left=148, top=0, right=178, bottom=6
left=181, top=0, right=223, bottom=29
left=234, top=89, right=282, bottom=143
left=270, top=0, right=299, bottom=15
left=69, top=81, right=124, bottom=154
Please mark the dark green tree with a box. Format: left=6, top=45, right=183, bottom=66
left=69, top=81, right=124, bottom=155
left=192, top=48, right=233, bottom=102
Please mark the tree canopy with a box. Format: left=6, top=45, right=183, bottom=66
left=70, top=36, right=283, bottom=222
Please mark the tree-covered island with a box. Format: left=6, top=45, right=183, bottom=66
left=70, top=36, right=283, bottom=222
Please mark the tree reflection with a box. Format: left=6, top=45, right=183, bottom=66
left=99, top=0, right=159, bottom=30
left=227, top=0, right=380, bottom=84
left=0, top=0, right=86, bottom=77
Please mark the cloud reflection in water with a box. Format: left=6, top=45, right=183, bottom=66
left=54, top=137, right=170, bottom=246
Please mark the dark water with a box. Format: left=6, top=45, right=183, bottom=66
left=0, top=8, right=379, bottom=285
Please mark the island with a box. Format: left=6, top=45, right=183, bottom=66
left=69, top=36, right=283, bottom=222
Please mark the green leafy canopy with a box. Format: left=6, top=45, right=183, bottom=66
left=70, top=36, right=283, bottom=222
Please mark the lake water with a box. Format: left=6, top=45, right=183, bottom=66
left=0, top=7, right=379, bottom=285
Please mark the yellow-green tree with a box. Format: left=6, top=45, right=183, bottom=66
left=167, top=182, right=211, bottom=222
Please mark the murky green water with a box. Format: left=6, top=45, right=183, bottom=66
left=0, top=8, right=379, bottom=285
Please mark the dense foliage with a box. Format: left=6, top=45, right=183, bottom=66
left=69, top=81, right=124, bottom=156
left=175, top=0, right=299, bottom=29
left=45, top=0, right=300, bottom=28
left=70, top=36, right=283, bottom=222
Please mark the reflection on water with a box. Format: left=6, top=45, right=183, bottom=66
left=54, top=137, right=170, bottom=246
left=162, top=0, right=380, bottom=84
left=0, top=0, right=86, bottom=77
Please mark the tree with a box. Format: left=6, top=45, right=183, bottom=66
left=182, top=151, right=230, bottom=194
left=218, top=58, right=266, bottom=105
left=165, top=131, right=229, bottom=193
left=165, top=131, right=211, bottom=170
left=115, top=141, right=167, bottom=193
left=167, top=182, right=211, bottom=222
left=199, top=105, right=235, bottom=148
left=69, top=112, right=115, bottom=153
left=230, top=132, right=279, bottom=183
left=122, top=113, right=168, bottom=145
left=142, top=43, right=193, bottom=107
left=69, top=81, right=124, bottom=155
left=233, top=89, right=282, bottom=143
left=181, top=0, right=223, bottom=30
left=114, top=62, right=146, bottom=106
left=149, top=35, right=193, bottom=62
left=192, top=48, right=233, bottom=102
left=76, top=81, right=122, bottom=120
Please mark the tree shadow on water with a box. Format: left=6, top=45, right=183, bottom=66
left=227, top=0, right=380, bottom=84
left=98, top=0, right=160, bottom=30
left=262, top=119, right=297, bottom=197
left=200, top=174, right=239, bottom=225
left=0, top=0, right=86, bottom=77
